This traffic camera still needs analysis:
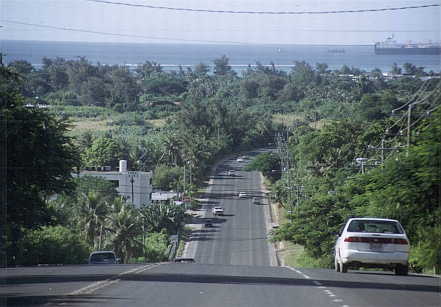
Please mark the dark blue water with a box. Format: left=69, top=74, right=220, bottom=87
left=2, top=40, right=440, bottom=72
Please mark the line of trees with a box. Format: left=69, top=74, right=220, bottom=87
left=3, top=54, right=439, bottom=268
left=269, top=79, right=440, bottom=272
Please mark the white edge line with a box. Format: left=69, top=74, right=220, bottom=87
left=284, top=266, right=312, bottom=279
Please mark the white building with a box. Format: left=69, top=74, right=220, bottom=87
left=79, top=160, right=153, bottom=208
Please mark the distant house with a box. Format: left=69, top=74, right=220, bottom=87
left=78, top=160, right=153, bottom=208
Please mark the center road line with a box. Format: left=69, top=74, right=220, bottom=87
left=69, top=263, right=159, bottom=296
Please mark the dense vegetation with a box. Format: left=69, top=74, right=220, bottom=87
left=2, top=55, right=440, bottom=271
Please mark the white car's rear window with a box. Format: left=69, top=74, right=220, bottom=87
left=347, top=220, right=403, bottom=234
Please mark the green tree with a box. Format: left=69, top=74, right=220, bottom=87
left=16, top=226, right=89, bottom=266
left=153, top=164, right=182, bottom=190
left=213, top=55, right=234, bottom=76
left=2, top=67, right=79, bottom=264
left=391, top=63, right=402, bottom=75
left=140, top=203, right=186, bottom=235
left=76, top=191, right=110, bottom=250
left=246, top=152, right=281, bottom=182
left=194, top=62, right=210, bottom=76
left=8, top=60, right=34, bottom=75
left=82, top=136, right=123, bottom=169
left=106, top=199, right=142, bottom=263
left=143, top=232, right=170, bottom=262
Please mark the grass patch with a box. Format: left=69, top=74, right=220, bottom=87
left=68, top=118, right=113, bottom=136
left=272, top=113, right=304, bottom=127
left=281, top=242, right=330, bottom=268
left=176, top=227, right=193, bottom=257
left=280, top=242, right=305, bottom=267
left=147, top=118, right=167, bottom=128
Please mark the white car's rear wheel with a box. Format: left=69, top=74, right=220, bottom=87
left=334, top=257, right=340, bottom=272
left=341, top=263, right=348, bottom=273
left=395, top=264, right=409, bottom=276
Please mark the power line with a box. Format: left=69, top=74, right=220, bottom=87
left=86, top=0, right=440, bottom=15
left=1, top=20, right=246, bottom=45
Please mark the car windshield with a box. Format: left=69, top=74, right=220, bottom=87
left=90, top=253, right=116, bottom=262
left=347, top=220, right=403, bottom=234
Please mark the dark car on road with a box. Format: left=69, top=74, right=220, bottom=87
left=88, top=251, right=119, bottom=264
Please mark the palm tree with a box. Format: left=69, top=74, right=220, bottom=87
left=76, top=191, right=108, bottom=250
left=106, top=198, right=142, bottom=263
left=140, top=202, right=186, bottom=235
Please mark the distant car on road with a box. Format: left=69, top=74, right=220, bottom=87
left=334, top=218, right=410, bottom=275
left=174, top=257, right=195, bottom=263
left=89, top=251, right=119, bottom=265
left=238, top=192, right=248, bottom=198
left=212, top=207, right=224, bottom=216
left=236, top=157, right=244, bottom=162
left=204, top=219, right=214, bottom=227
left=227, top=170, right=235, bottom=176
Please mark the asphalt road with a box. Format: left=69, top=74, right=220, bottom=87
left=193, top=150, right=272, bottom=266
left=2, top=150, right=440, bottom=306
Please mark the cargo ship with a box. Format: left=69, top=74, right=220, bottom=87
left=374, top=36, right=441, bottom=55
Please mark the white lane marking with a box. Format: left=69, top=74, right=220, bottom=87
left=69, top=264, right=158, bottom=296
left=283, top=265, right=348, bottom=306
left=69, top=279, right=117, bottom=295
left=132, top=263, right=160, bottom=274
left=285, top=266, right=311, bottom=279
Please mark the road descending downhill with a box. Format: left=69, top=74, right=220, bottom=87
left=193, top=151, right=272, bottom=266
left=1, top=150, right=439, bottom=306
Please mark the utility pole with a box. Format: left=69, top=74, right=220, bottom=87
left=407, top=103, right=413, bottom=156
left=183, top=163, right=186, bottom=198
left=275, top=127, right=296, bottom=211
left=130, top=176, right=135, bottom=204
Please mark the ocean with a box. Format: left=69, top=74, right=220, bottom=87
left=2, top=40, right=440, bottom=73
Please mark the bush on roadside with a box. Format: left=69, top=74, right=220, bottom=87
left=16, top=226, right=89, bottom=266
left=143, top=232, right=170, bottom=262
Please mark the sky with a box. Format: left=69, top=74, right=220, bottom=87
left=1, top=0, right=440, bottom=45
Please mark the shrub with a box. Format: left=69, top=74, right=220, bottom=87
left=143, top=232, right=170, bottom=262
left=17, top=226, right=89, bottom=265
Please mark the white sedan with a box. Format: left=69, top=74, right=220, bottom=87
left=238, top=192, right=248, bottom=198
left=334, top=218, right=410, bottom=275
left=212, top=207, right=224, bottom=216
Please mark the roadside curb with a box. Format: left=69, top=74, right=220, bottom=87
left=260, top=173, right=281, bottom=267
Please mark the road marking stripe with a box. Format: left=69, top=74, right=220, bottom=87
left=134, top=263, right=160, bottom=274
left=313, top=280, right=322, bottom=286
left=285, top=266, right=311, bottom=279
left=69, top=264, right=159, bottom=296
left=69, top=279, right=114, bottom=295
